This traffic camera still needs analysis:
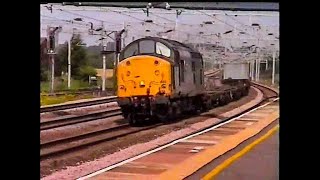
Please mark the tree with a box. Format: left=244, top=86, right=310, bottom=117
left=55, top=34, right=94, bottom=80
left=87, top=51, right=101, bottom=68
left=70, top=34, right=88, bottom=79
left=78, top=65, right=97, bottom=81
left=86, top=46, right=115, bottom=69
left=56, top=42, right=68, bottom=76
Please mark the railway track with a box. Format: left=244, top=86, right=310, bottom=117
left=40, top=69, right=227, bottom=132
left=251, top=81, right=278, bottom=99
left=204, top=69, right=221, bottom=77
left=40, top=96, right=117, bottom=113
left=40, top=107, right=122, bottom=130
left=77, top=97, right=279, bottom=180
left=40, top=124, right=159, bottom=160
left=40, top=84, right=277, bottom=163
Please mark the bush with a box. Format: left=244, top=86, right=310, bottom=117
left=75, top=66, right=97, bottom=81
left=41, top=69, right=50, bottom=81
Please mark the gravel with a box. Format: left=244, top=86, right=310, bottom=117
left=41, top=102, right=119, bottom=120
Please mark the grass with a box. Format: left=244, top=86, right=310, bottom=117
left=255, top=77, right=279, bottom=90
left=41, top=94, right=95, bottom=106
left=40, top=79, right=93, bottom=93
left=40, top=77, right=114, bottom=93
left=40, top=76, right=115, bottom=106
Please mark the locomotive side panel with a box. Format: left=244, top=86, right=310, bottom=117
left=171, top=51, right=205, bottom=98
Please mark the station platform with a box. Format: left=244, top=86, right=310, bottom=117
left=188, top=120, right=279, bottom=180
left=78, top=101, right=279, bottom=180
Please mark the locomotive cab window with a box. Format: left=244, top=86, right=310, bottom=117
left=139, top=40, right=155, bottom=54
left=123, top=43, right=139, bottom=59
left=156, top=42, right=171, bottom=57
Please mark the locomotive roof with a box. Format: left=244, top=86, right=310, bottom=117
left=128, top=36, right=200, bottom=54
left=119, top=36, right=203, bottom=62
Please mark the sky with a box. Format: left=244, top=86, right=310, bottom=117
left=40, top=3, right=279, bottom=58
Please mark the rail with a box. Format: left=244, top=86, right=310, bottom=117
left=40, top=96, right=118, bottom=113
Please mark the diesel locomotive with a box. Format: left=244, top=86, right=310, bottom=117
left=116, top=37, right=250, bottom=125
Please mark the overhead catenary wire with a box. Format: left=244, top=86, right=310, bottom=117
left=100, top=7, right=207, bottom=39
left=54, top=7, right=123, bottom=25
left=41, top=5, right=278, bottom=50
left=195, top=10, right=261, bottom=39
left=47, top=6, right=279, bottom=17
left=43, top=5, right=277, bottom=41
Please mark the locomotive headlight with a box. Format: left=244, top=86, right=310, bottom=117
left=140, top=81, right=145, bottom=87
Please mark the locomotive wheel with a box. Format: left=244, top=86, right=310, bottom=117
left=170, top=102, right=181, bottom=120
left=174, top=104, right=181, bottom=119
left=219, top=96, right=225, bottom=105
left=127, top=113, right=139, bottom=126
left=156, top=104, right=170, bottom=123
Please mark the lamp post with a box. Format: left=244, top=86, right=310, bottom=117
left=272, top=45, right=276, bottom=85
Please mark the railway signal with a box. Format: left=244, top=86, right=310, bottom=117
left=47, top=26, right=62, bottom=93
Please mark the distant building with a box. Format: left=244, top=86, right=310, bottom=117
left=95, top=69, right=114, bottom=78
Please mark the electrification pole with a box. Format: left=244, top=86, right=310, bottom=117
left=272, top=51, right=276, bottom=84
left=175, top=9, right=182, bottom=40
left=67, top=38, right=71, bottom=89
left=113, top=29, right=126, bottom=93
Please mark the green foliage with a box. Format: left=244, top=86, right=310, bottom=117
left=41, top=94, right=95, bottom=106
left=106, top=53, right=115, bottom=69
left=86, top=50, right=115, bottom=69
left=40, top=67, right=49, bottom=81
left=54, top=34, right=89, bottom=80
left=40, top=78, right=95, bottom=93
left=56, top=42, right=68, bottom=74
left=40, top=35, right=117, bottom=93
left=78, top=66, right=97, bottom=81
left=87, top=51, right=101, bottom=68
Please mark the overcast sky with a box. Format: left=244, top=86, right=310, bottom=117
left=40, top=4, right=279, bottom=51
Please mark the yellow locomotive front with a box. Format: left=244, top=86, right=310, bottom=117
left=116, top=37, right=176, bottom=125
left=117, top=55, right=172, bottom=98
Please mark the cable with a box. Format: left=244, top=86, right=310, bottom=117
left=102, top=7, right=203, bottom=38
left=55, top=7, right=122, bottom=25
left=47, top=6, right=269, bottom=41
left=148, top=11, right=194, bottom=27
left=41, top=19, right=90, bottom=29
left=224, top=13, right=255, bottom=32
left=42, top=6, right=277, bottom=49
left=195, top=10, right=261, bottom=39
left=41, top=15, right=92, bottom=28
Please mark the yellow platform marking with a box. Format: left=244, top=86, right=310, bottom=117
left=202, top=124, right=279, bottom=180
